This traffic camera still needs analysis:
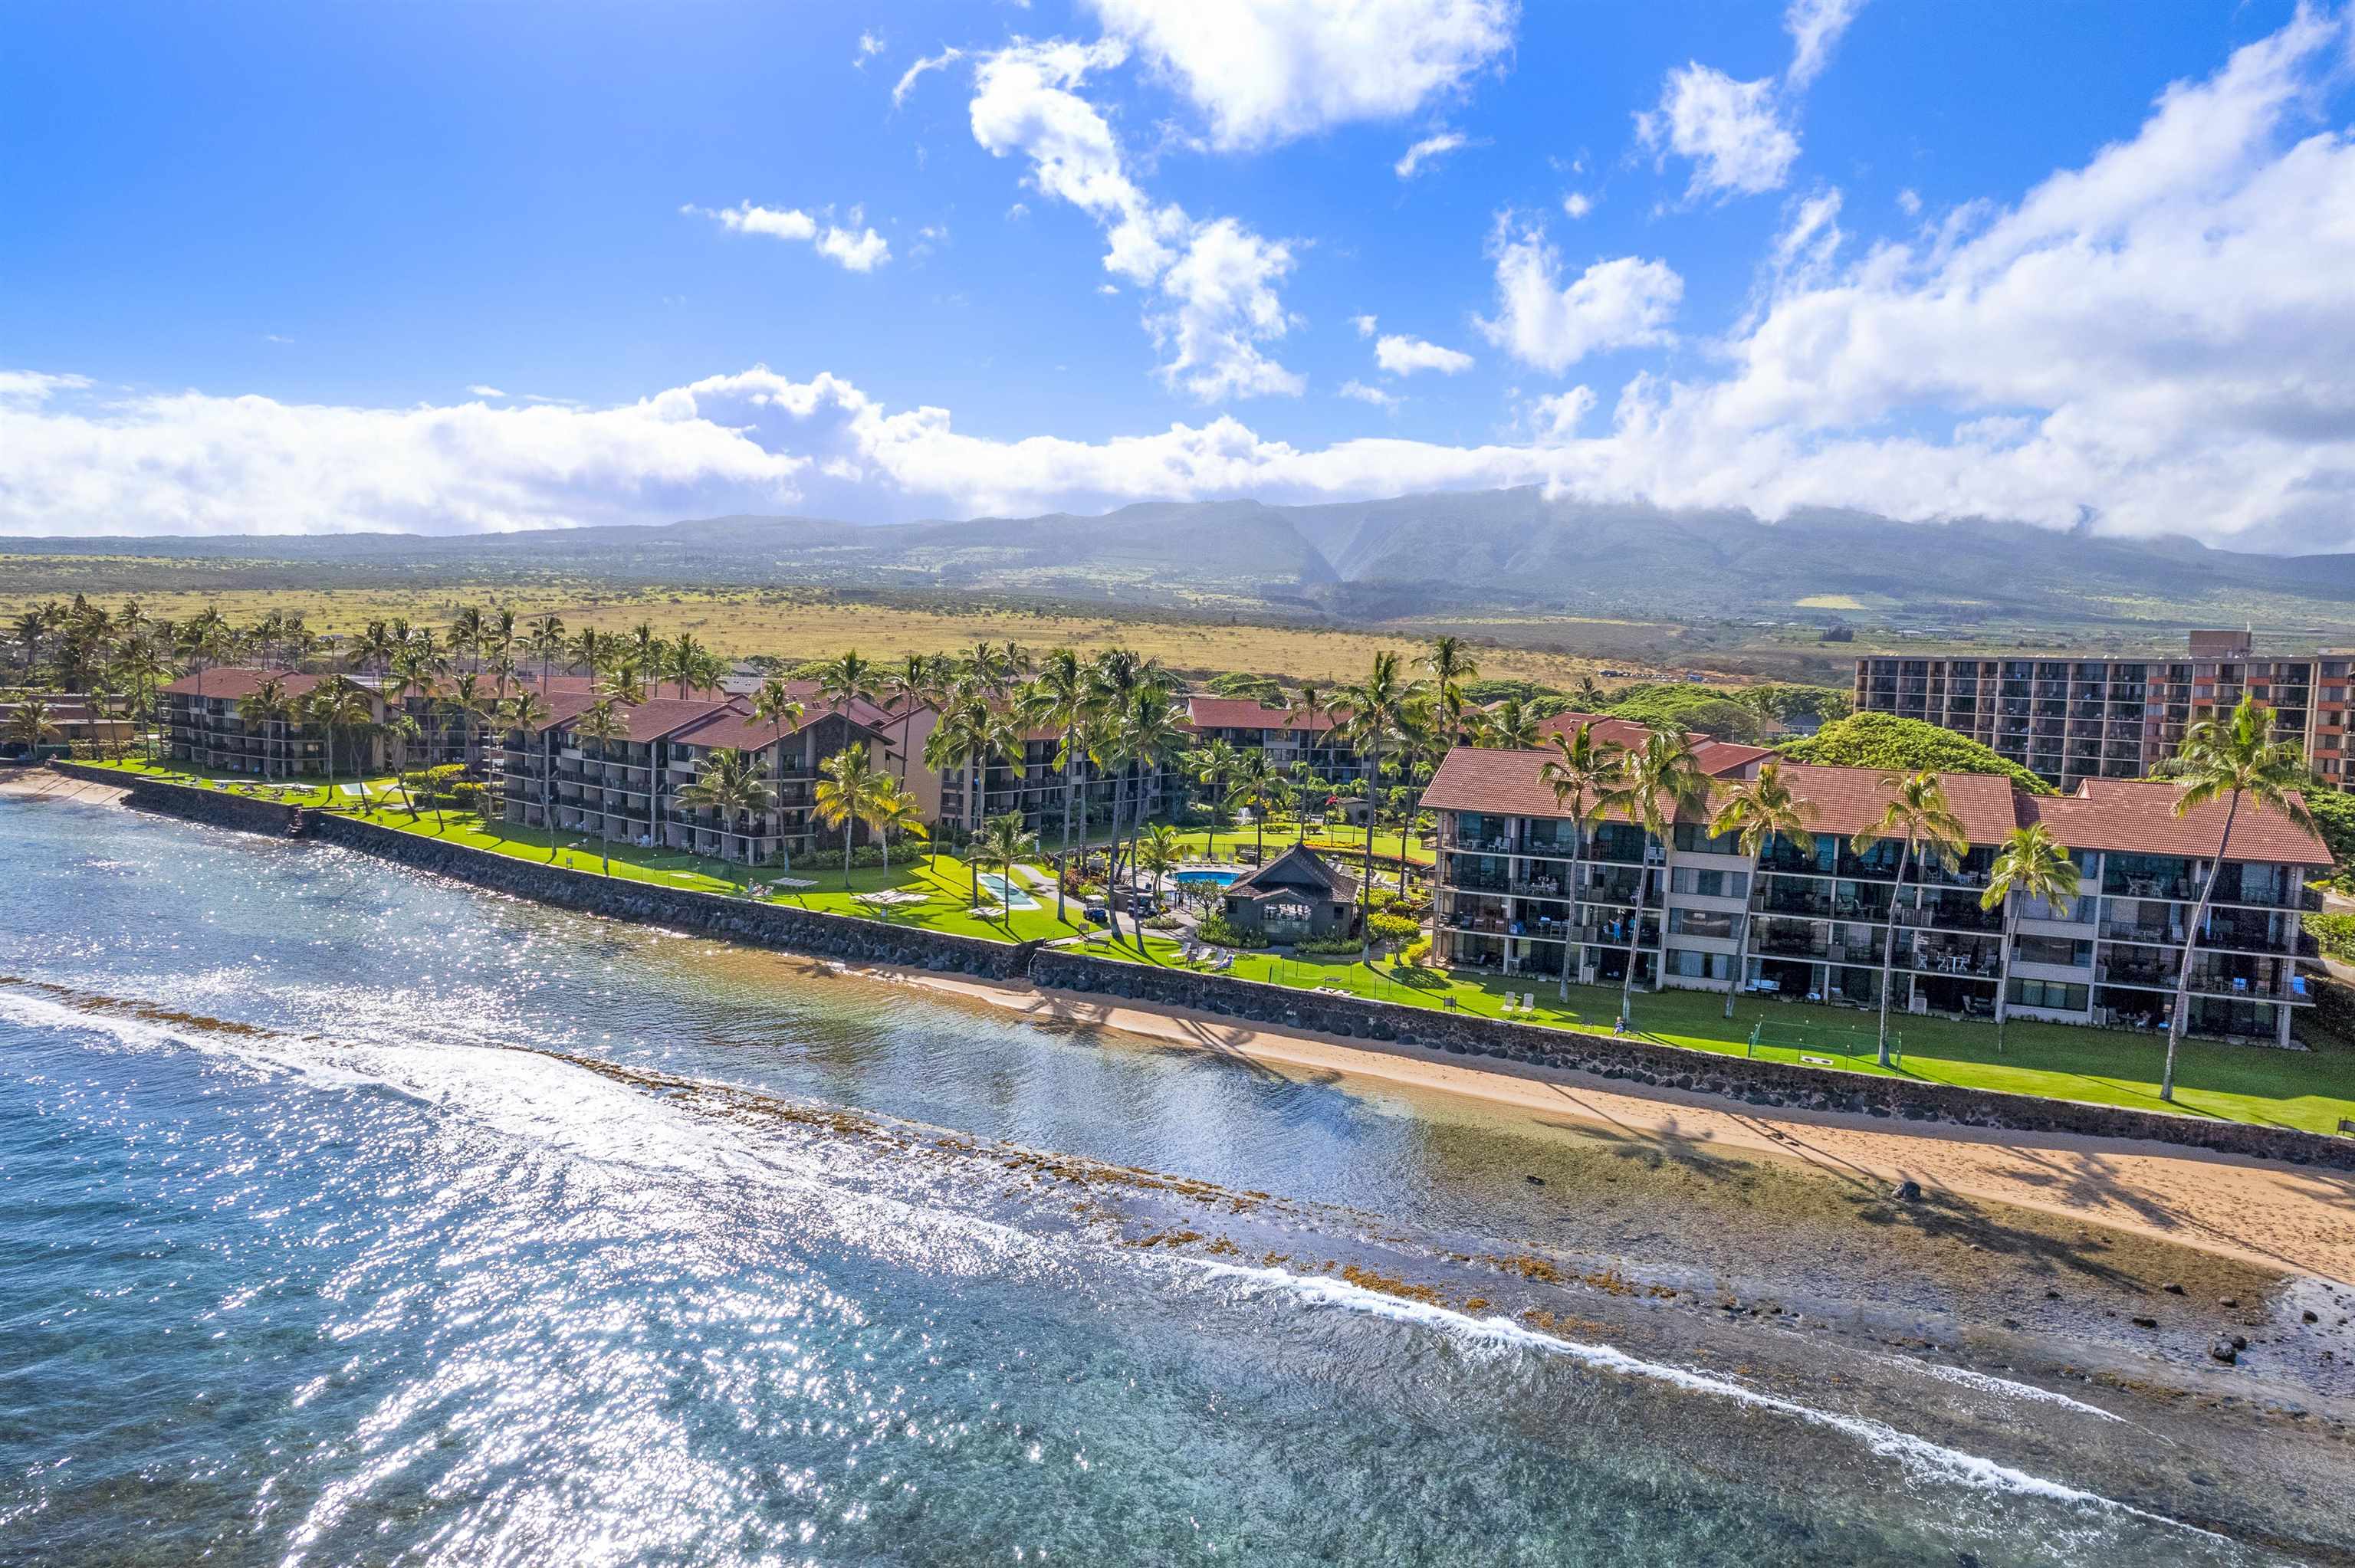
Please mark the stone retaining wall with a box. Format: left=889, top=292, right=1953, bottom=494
left=48, top=763, right=2355, bottom=1169
left=55, top=763, right=1031, bottom=979
left=1030, top=950, right=2355, bottom=1171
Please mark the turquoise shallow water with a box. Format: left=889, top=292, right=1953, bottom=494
left=0, top=795, right=2302, bottom=1566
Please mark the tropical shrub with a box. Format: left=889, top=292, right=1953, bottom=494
left=1601, top=684, right=1761, bottom=741
left=2301, top=789, right=2355, bottom=887
left=1777, top=712, right=2055, bottom=794
left=1193, top=914, right=1261, bottom=949
left=2307, top=911, right=2355, bottom=964
left=1396, top=937, right=1434, bottom=968
left=1366, top=910, right=1424, bottom=945
left=1293, top=932, right=1366, bottom=956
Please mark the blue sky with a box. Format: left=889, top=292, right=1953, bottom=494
left=4, top=1, right=2353, bottom=545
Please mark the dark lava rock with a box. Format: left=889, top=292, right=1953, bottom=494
left=2220, top=1296, right=2239, bottom=1307
left=2211, top=1338, right=2239, bottom=1364
left=2232, top=1333, right=2249, bottom=1350
left=2304, top=1309, right=2320, bottom=1324
left=2163, top=1282, right=2186, bottom=1295
left=1892, top=1179, right=1924, bottom=1202
left=2132, top=1316, right=2160, bottom=1329
left=1526, top=1176, right=1546, bottom=1186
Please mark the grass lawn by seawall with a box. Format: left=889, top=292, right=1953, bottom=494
left=71, top=757, right=2355, bottom=1137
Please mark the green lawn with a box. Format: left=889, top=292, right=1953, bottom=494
left=1081, top=938, right=2355, bottom=1136
left=79, top=755, right=399, bottom=809
left=340, top=802, right=1092, bottom=946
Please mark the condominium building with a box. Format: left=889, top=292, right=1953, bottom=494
left=1421, top=746, right=2328, bottom=1047
left=163, top=668, right=387, bottom=776
left=502, top=691, right=898, bottom=864
left=1853, top=631, right=2355, bottom=792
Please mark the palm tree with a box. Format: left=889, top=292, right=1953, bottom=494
left=501, top=690, right=553, bottom=841
left=1136, top=821, right=1182, bottom=884
left=445, top=672, right=494, bottom=778
left=353, top=619, right=399, bottom=677
left=1227, top=749, right=1283, bottom=866
left=381, top=712, right=424, bottom=818
left=563, top=625, right=604, bottom=679
left=1979, top=822, right=2081, bottom=1052
left=572, top=697, right=632, bottom=874
left=884, top=651, right=939, bottom=792
left=524, top=614, right=566, bottom=692
left=751, top=678, right=807, bottom=867
left=1335, top=651, right=1429, bottom=958
left=678, top=748, right=773, bottom=881
left=110, top=637, right=172, bottom=762
left=976, top=812, right=1036, bottom=926
left=2156, top=695, right=2315, bottom=1098
left=1424, top=635, right=1480, bottom=747
left=1480, top=696, right=1541, bottom=750
left=866, top=783, right=928, bottom=882
left=1853, top=770, right=1969, bottom=1067
left=1707, top=761, right=1820, bottom=1019
left=817, top=649, right=879, bottom=713
left=1600, top=723, right=1713, bottom=1031
left=815, top=744, right=892, bottom=891
left=1110, top=685, right=1188, bottom=942
left=1026, top=648, right=1094, bottom=922
left=449, top=605, right=486, bottom=674
left=5, top=698, right=60, bottom=758
left=304, top=677, right=376, bottom=805
left=925, top=687, right=999, bottom=841
left=625, top=622, right=665, bottom=686
left=1538, top=720, right=1622, bottom=1000
left=662, top=632, right=712, bottom=698
left=242, top=677, right=294, bottom=781
left=1193, top=738, right=1245, bottom=831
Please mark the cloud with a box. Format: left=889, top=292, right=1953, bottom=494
left=1635, top=64, right=1801, bottom=199
left=1352, top=313, right=1379, bottom=338
left=854, top=30, right=885, bottom=67
left=1375, top=333, right=1474, bottom=376
left=1086, top=0, right=1516, bottom=150
left=466, top=385, right=507, bottom=399
left=10, top=9, right=2353, bottom=549
left=1896, top=185, right=1922, bottom=216
left=892, top=46, right=964, bottom=107
left=1561, top=191, right=1592, bottom=218
left=682, top=202, right=892, bottom=271
left=1338, top=379, right=1401, bottom=408
left=1784, top=0, right=1867, bottom=90
left=1474, top=219, right=1682, bottom=373
left=1394, top=130, right=1470, bottom=179
left=969, top=38, right=1300, bottom=399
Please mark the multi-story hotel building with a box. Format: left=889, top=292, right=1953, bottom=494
left=1421, top=746, right=2329, bottom=1047
left=502, top=689, right=902, bottom=865
left=1853, top=631, right=2355, bottom=792
left=163, top=668, right=388, bottom=776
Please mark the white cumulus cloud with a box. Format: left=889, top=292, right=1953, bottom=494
left=682, top=202, right=892, bottom=271
left=1635, top=64, right=1800, bottom=200
left=1784, top=0, right=1867, bottom=90
left=1086, top=0, right=1516, bottom=149
left=1338, top=379, right=1401, bottom=408
left=1475, top=220, right=1682, bottom=373
left=1375, top=333, right=1474, bottom=376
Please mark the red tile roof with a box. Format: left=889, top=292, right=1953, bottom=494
left=669, top=700, right=890, bottom=753
left=1184, top=696, right=1338, bottom=734
left=2022, top=779, right=2331, bottom=867
left=161, top=667, right=340, bottom=700
left=1418, top=746, right=2330, bottom=866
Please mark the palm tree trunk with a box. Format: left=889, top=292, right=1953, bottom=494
left=1358, top=742, right=1381, bottom=961
left=2163, top=794, right=2239, bottom=1101
left=1057, top=725, right=1076, bottom=923
left=1560, top=828, right=1583, bottom=1002
left=1618, top=863, right=1644, bottom=1029
left=1876, top=841, right=1913, bottom=1067
left=1993, top=898, right=2019, bottom=1051
left=1723, top=851, right=1759, bottom=1019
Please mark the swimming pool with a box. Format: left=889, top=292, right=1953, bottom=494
left=975, top=872, right=1040, bottom=910
left=1171, top=868, right=1242, bottom=887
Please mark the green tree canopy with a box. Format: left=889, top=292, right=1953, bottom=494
left=1777, top=712, right=2054, bottom=794
left=1601, top=684, right=1762, bottom=741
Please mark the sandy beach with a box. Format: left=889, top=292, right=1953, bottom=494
left=898, top=966, right=2355, bottom=1284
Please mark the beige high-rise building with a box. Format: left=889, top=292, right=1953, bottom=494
left=1852, top=631, right=2355, bottom=792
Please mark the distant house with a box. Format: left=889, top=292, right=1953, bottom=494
left=1220, top=844, right=1358, bottom=943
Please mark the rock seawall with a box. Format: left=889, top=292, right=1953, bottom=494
left=56, top=764, right=1030, bottom=979
left=1030, top=950, right=2355, bottom=1171
left=51, top=763, right=2355, bottom=1169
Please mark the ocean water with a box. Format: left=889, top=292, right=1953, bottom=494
left=0, top=795, right=2308, bottom=1566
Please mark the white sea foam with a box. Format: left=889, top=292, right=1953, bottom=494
left=1177, top=1257, right=2221, bottom=1538
left=1906, top=1359, right=2129, bottom=1422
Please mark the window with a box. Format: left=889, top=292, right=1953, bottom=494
left=1673, top=823, right=1741, bottom=854
left=1668, top=907, right=1741, bottom=940
left=2007, top=979, right=2088, bottom=1012
left=1670, top=866, right=1750, bottom=899
left=1666, top=948, right=1733, bottom=979
left=2014, top=936, right=2092, bottom=968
